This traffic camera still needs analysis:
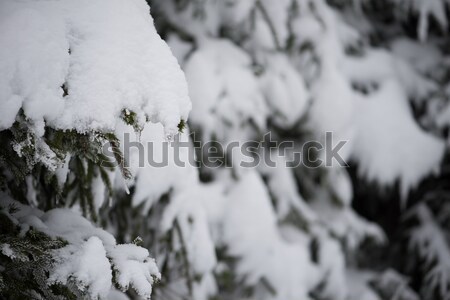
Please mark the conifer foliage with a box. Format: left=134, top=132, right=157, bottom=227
left=1, top=0, right=450, bottom=299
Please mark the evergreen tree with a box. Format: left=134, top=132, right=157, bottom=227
left=1, top=0, right=450, bottom=299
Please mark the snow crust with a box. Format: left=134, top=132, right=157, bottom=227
left=0, top=0, right=190, bottom=137
left=1, top=197, right=160, bottom=299
left=184, top=39, right=267, bottom=142
left=211, top=171, right=319, bottom=300
left=2, top=0, right=449, bottom=299
left=344, top=50, right=445, bottom=198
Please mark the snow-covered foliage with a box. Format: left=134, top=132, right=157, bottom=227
left=403, top=202, right=450, bottom=299
left=0, top=196, right=160, bottom=299
left=150, top=0, right=449, bottom=298
left=0, top=0, right=189, bottom=298
left=150, top=0, right=392, bottom=299
left=1, top=0, right=450, bottom=299
left=0, top=0, right=190, bottom=137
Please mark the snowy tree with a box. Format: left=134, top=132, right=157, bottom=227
left=148, top=0, right=393, bottom=299
left=0, top=0, right=187, bottom=298
left=148, top=0, right=450, bottom=299
left=1, top=0, right=450, bottom=299
left=331, top=0, right=450, bottom=299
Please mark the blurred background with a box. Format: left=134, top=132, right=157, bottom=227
left=146, top=0, right=450, bottom=299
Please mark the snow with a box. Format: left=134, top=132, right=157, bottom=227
left=115, top=122, right=217, bottom=298
left=351, top=81, right=445, bottom=199
left=109, top=244, right=160, bottom=298
left=259, top=0, right=292, bottom=48
left=43, top=209, right=160, bottom=298
left=55, top=155, right=71, bottom=187
left=259, top=54, right=309, bottom=128
left=154, top=1, right=222, bottom=38
left=0, top=1, right=67, bottom=133
left=159, top=2, right=398, bottom=298
left=335, top=46, right=445, bottom=198
left=408, top=204, right=450, bottom=298
left=1, top=196, right=160, bottom=299
left=50, top=236, right=112, bottom=299
left=372, top=269, right=420, bottom=300
left=155, top=0, right=255, bottom=40
left=0, top=0, right=190, bottom=137
left=325, top=167, right=353, bottom=206
left=390, top=38, right=443, bottom=76
left=107, top=289, right=130, bottom=300
left=317, top=236, right=347, bottom=300
left=115, top=122, right=197, bottom=213
left=219, top=0, right=256, bottom=26
left=0, top=244, right=15, bottom=260
left=184, top=39, right=267, bottom=142
left=1, top=0, right=448, bottom=299
left=258, top=152, right=317, bottom=221
left=166, top=34, right=194, bottom=66
left=294, top=2, right=356, bottom=161
left=220, top=171, right=319, bottom=300
left=247, top=9, right=280, bottom=51
left=161, top=185, right=217, bottom=276
left=343, top=49, right=436, bottom=101
left=307, top=65, right=355, bottom=159
left=346, top=269, right=380, bottom=300
left=311, top=196, right=385, bottom=249
left=291, top=1, right=445, bottom=199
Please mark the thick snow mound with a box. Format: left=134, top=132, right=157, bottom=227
left=352, top=82, right=445, bottom=199
left=260, top=54, right=309, bottom=128
left=42, top=208, right=161, bottom=299
left=184, top=39, right=267, bottom=142
left=1, top=196, right=160, bottom=299
left=0, top=0, right=190, bottom=137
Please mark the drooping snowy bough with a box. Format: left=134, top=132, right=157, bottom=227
left=149, top=0, right=448, bottom=299
left=0, top=0, right=190, bottom=136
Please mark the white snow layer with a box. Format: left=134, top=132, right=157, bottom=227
left=184, top=39, right=268, bottom=142
left=221, top=171, right=319, bottom=300
left=0, top=0, right=191, bottom=137
left=344, top=51, right=445, bottom=198
left=115, top=121, right=218, bottom=299
left=1, top=196, right=161, bottom=299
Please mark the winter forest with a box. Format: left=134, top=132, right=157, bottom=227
left=1, top=0, right=450, bottom=299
